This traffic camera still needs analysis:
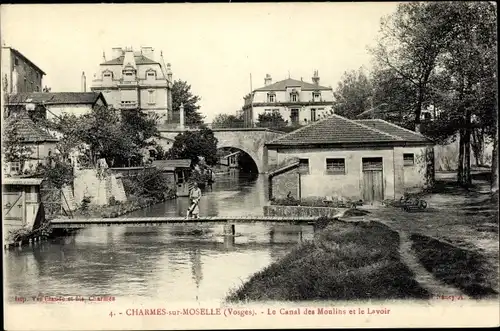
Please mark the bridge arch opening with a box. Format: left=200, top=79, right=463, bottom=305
left=217, top=147, right=259, bottom=174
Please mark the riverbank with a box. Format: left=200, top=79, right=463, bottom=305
left=226, top=218, right=431, bottom=302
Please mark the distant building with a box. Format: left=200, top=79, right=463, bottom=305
left=91, top=46, right=173, bottom=124
left=242, top=71, right=334, bottom=127
left=7, top=92, right=107, bottom=120
left=1, top=46, right=45, bottom=94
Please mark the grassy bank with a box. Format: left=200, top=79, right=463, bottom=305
left=71, top=193, right=174, bottom=219
left=226, top=219, right=430, bottom=302
left=410, top=233, right=498, bottom=299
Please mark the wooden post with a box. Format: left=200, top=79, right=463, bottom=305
left=298, top=173, right=302, bottom=201
left=223, top=235, right=235, bottom=248
left=223, top=223, right=235, bottom=236
left=22, top=190, right=27, bottom=226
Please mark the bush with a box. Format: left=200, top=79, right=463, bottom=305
left=80, top=195, right=92, bottom=215
left=123, top=168, right=174, bottom=200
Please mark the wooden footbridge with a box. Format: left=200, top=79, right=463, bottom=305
left=49, top=216, right=321, bottom=236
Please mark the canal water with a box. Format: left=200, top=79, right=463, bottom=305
left=5, top=170, right=314, bottom=303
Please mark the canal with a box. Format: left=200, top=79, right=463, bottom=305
left=5, top=170, right=314, bottom=303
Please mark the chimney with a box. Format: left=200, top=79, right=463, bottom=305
left=81, top=71, right=86, bottom=92
left=312, top=70, right=320, bottom=85
left=264, top=74, right=272, bottom=86
left=141, top=46, right=154, bottom=61
left=111, top=47, right=124, bottom=59
left=179, top=103, right=185, bottom=130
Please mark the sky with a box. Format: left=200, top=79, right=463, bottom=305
left=1, top=3, right=399, bottom=123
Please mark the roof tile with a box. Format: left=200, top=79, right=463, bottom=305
left=101, top=54, right=158, bottom=66
left=266, top=114, right=431, bottom=146
left=5, top=114, right=59, bottom=143
left=8, top=92, right=104, bottom=106
left=255, top=78, right=331, bottom=91
left=355, top=119, right=431, bottom=142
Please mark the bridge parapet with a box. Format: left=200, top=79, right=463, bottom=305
left=158, top=128, right=284, bottom=173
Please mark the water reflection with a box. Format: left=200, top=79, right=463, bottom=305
left=5, top=171, right=313, bottom=302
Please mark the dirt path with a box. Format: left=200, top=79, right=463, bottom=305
left=397, top=231, right=469, bottom=299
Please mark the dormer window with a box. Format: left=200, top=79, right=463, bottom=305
left=267, top=92, right=276, bottom=103
left=313, top=92, right=321, bottom=102
left=146, top=70, right=157, bottom=81
left=122, top=67, right=136, bottom=81
left=102, top=71, right=113, bottom=84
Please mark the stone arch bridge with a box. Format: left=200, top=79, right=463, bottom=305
left=158, top=128, right=284, bottom=173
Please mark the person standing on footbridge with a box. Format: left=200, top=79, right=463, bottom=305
left=186, top=182, right=202, bottom=219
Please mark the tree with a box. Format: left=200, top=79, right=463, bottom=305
left=43, top=106, right=161, bottom=167
left=257, top=111, right=287, bottom=129
left=212, top=113, right=244, bottom=128
left=171, top=80, right=204, bottom=126
left=168, top=127, right=218, bottom=166
left=420, top=2, right=497, bottom=186
left=371, top=2, right=456, bottom=132
left=371, top=2, right=497, bottom=189
left=332, top=67, right=373, bottom=119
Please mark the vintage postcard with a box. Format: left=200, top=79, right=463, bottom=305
left=2, top=2, right=499, bottom=330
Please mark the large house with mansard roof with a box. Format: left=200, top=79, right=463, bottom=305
left=91, top=46, right=173, bottom=124
left=242, top=71, right=334, bottom=128
left=265, top=114, right=435, bottom=203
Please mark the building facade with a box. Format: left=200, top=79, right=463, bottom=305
left=1, top=46, right=45, bottom=95
left=266, top=116, right=434, bottom=202
left=91, top=47, right=173, bottom=124
left=242, top=71, right=334, bottom=127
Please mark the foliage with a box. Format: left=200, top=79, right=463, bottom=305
left=38, top=157, right=74, bottom=189
left=168, top=127, right=218, bottom=166
left=371, top=2, right=457, bottom=132
left=368, top=2, right=497, bottom=188
left=212, top=113, right=245, bottom=128
left=332, top=67, right=373, bottom=119
left=256, top=111, right=287, bottom=128
left=171, top=80, right=204, bottom=125
left=41, top=106, right=160, bottom=167
left=122, top=168, right=175, bottom=201
left=79, top=196, right=92, bottom=215
left=2, top=116, right=34, bottom=171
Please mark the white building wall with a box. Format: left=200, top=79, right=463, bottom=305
left=275, top=147, right=396, bottom=200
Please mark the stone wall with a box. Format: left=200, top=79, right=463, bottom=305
left=270, top=169, right=300, bottom=200
left=73, top=169, right=128, bottom=206
left=263, top=205, right=339, bottom=217
left=434, top=134, right=494, bottom=171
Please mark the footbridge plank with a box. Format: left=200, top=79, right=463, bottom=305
left=49, top=216, right=318, bottom=228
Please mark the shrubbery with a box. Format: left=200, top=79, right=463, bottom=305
left=122, top=168, right=175, bottom=201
